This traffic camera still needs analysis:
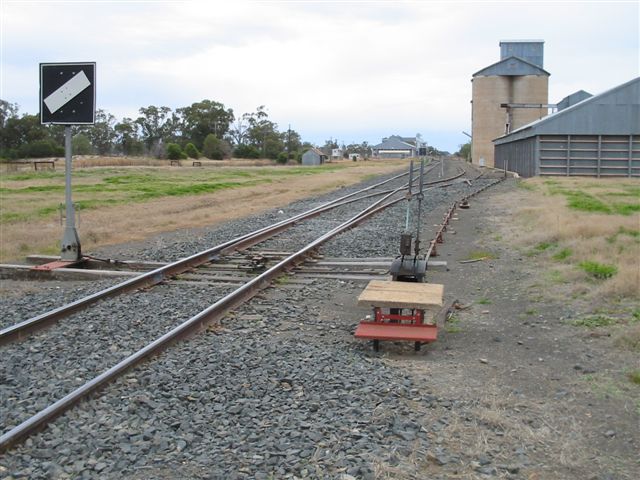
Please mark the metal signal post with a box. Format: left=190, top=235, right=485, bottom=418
left=61, top=126, right=81, bottom=260
left=40, top=62, right=95, bottom=262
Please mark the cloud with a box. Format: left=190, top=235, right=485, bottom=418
left=1, top=0, right=638, bottom=152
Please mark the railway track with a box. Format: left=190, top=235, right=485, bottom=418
left=0, top=159, right=500, bottom=452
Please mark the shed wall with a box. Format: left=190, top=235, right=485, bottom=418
left=494, top=137, right=537, bottom=177
left=538, top=135, right=639, bottom=177
left=301, top=151, right=322, bottom=166
left=496, top=134, right=640, bottom=177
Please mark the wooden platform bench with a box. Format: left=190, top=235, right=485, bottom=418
left=355, top=280, right=444, bottom=351
left=170, top=160, right=181, bottom=166
left=192, top=161, right=202, bottom=167
left=33, top=160, right=55, bottom=171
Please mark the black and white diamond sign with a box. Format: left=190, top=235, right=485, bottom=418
left=40, top=62, right=96, bottom=124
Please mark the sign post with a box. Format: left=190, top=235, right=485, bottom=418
left=40, top=62, right=95, bottom=261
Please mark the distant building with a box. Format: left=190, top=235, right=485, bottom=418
left=472, top=40, right=550, bottom=167
left=331, top=148, right=343, bottom=160
left=494, top=77, right=640, bottom=177
left=301, top=147, right=328, bottom=166
left=373, top=135, right=417, bottom=158
left=349, top=153, right=361, bottom=161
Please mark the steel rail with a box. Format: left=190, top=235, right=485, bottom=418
left=0, top=166, right=475, bottom=451
left=0, top=164, right=438, bottom=345
left=424, top=177, right=504, bottom=261
left=0, top=183, right=410, bottom=452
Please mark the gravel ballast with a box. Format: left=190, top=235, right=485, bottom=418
left=1, top=160, right=508, bottom=479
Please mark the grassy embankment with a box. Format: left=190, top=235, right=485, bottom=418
left=512, top=177, right=639, bottom=376
left=0, top=161, right=402, bottom=262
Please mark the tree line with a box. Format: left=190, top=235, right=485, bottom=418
left=0, top=99, right=312, bottom=163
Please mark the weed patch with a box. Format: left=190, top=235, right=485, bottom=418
left=445, top=314, right=463, bottom=333
left=476, top=297, right=492, bottom=305
left=528, top=241, right=559, bottom=257
left=552, top=247, right=572, bottom=261
left=565, top=191, right=611, bottom=213
left=546, top=269, right=566, bottom=284
left=464, top=250, right=497, bottom=261
left=571, top=315, right=618, bottom=328
left=579, top=260, right=618, bottom=279
left=628, top=370, right=640, bottom=385
left=517, top=181, right=536, bottom=191
left=613, top=203, right=640, bottom=215
left=535, top=241, right=557, bottom=252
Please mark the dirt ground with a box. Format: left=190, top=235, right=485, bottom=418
left=335, top=179, right=639, bottom=478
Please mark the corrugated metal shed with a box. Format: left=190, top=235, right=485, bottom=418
left=557, top=90, right=592, bottom=111
left=472, top=56, right=550, bottom=77
left=494, top=77, right=640, bottom=178
left=301, top=147, right=327, bottom=166
left=495, top=77, right=640, bottom=144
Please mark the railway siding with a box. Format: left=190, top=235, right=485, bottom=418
left=3, top=160, right=633, bottom=478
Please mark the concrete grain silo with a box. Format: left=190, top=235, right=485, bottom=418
left=471, top=40, right=550, bottom=167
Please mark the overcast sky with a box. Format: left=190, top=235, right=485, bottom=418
left=1, top=0, right=638, bottom=152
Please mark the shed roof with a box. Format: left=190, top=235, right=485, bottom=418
left=305, top=147, right=327, bottom=157
left=472, top=56, right=550, bottom=77
left=557, top=90, right=592, bottom=111
left=494, top=77, right=640, bottom=145
left=373, top=135, right=416, bottom=150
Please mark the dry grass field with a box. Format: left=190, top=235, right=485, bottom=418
left=493, top=176, right=639, bottom=355
left=512, top=177, right=639, bottom=299
left=0, top=157, right=409, bottom=262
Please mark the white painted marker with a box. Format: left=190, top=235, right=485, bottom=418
left=43, top=71, right=91, bottom=114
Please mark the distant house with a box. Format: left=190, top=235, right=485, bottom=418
left=302, top=147, right=328, bottom=166
left=373, top=135, right=417, bottom=158
left=349, top=153, right=361, bottom=161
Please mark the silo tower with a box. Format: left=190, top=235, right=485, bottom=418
left=471, top=40, right=550, bottom=167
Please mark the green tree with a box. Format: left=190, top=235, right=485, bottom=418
left=457, top=142, right=471, bottom=161
left=283, top=128, right=302, bottom=160
left=89, top=109, right=116, bottom=155
left=114, top=117, right=143, bottom=155
left=19, top=139, right=64, bottom=158
left=72, top=133, right=93, bottom=155
left=136, top=105, right=173, bottom=153
left=73, top=109, right=116, bottom=155
left=0, top=110, right=63, bottom=158
left=202, top=134, right=225, bottom=160
left=185, top=142, right=200, bottom=159
left=177, top=100, right=234, bottom=150
left=166, top=143, right=184, bottom=160
left=242, top=106, right=284, bottom=159
left=233, top=144, right=260, bottom=159
left=0, top=99, right=19, bottom=128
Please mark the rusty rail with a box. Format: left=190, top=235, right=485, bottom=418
left=425, top=177, right=504, bottom=260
